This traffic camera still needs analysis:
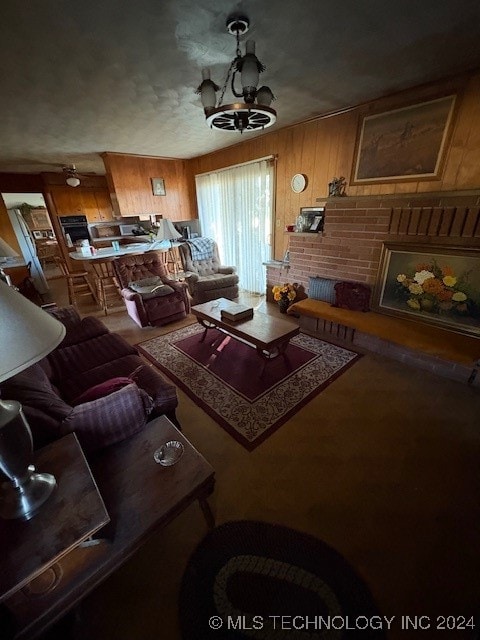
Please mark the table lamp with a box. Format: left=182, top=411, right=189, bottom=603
left=155, top=219, right=181, bottom=247
left=0, top=281, right=66, bottom=520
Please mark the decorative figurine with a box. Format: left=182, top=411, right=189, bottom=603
left=328, top=176, right=347, bottom=197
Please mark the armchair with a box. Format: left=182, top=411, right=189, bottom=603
left=113, top=251, right=190, bottom=327
left=178, top=239, right=239, bottom=305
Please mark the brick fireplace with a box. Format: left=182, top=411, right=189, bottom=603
left=265, top=191, right=480, bottom=382
left=267, top=191, right=480, bottom=297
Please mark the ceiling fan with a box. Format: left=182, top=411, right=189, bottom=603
left=63, top=164, right=81, bottom=187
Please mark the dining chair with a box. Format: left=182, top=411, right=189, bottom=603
left=54, top=256, right=97, bottom=308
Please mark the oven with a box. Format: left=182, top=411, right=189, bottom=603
left=58, top=215, right=90, bottom=244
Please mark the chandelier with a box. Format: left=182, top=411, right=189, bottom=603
left=196, top=15, right=276, bottom=133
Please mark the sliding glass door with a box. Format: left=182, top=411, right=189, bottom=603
left=195, top=158, right=274, bottom=295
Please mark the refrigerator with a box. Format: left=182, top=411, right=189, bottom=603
left=7, top=208, right=49, bottom=295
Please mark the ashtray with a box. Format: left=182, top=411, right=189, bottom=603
left=153, top=441, right=184, bottom=466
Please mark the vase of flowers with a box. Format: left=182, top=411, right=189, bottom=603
left=272, top=283, right=298, bottom=313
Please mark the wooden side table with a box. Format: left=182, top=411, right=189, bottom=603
left=0, top=434, right=109, bottom=604
left=2, top=417, right=215, bottom=639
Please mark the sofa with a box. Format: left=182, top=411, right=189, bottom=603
left=0, top=306, right=179, bottom=454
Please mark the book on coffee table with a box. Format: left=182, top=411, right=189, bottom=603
left=220, top=302, right=254, bottom=322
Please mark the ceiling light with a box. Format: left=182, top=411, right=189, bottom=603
left=196, top=14, right=276, bottom=133
left=63, top=164, right=81, bottom=187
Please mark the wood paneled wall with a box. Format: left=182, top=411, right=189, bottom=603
left=188, top=72, right=480, bottom=259
left=102, top=152, right=194, bottom=220
left=0, top=198, right=21, bottom=254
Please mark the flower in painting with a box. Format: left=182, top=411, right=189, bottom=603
left=452, top=291, right=467, bottom=302
left=397, top=274, right=407, bottom=283
left=408, top=282, right=423, bottom=295
left=443, top=275, right=457, bottom=287
left=422, top=278, right=444, bottom=295
left=438, top=301, right=453, bottom=311
left=407, top=298, right=421, bottom=310
left=437, top=289, right=453, bottom=301
left=414, top=270, right=435, bottom=285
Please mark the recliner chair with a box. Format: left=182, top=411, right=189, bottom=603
left=113, top=251, right=190, bottom=327
left=178, top=239, right=239, bottom=305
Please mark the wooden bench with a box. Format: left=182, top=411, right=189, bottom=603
left=288, top=298, right=480, bottom=385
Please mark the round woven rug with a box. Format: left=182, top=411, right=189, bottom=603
left=179, top=521, right=385, bottom=639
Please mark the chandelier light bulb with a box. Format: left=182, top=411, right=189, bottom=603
left=240, top=40, right=260, bottom=102
left=256, top=86, right=275, bottom=107
left=196, top=68, right=219, bottom=113
left=66, top=176, right=80, bottom=187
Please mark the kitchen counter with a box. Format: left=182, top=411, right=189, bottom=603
left=91, top=234, right=151, bottom=244
left=70, top=241, right=178, bottom=261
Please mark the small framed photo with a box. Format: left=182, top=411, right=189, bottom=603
left=151, top=178, right=166, bottom=196
left=32, top=231, right=43, bottom=239
left=309, top=215, right=323, bottom=232
left=300, top=207, right=325, bottom=233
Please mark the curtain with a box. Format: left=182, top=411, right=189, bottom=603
left=195, top=158, right=274, bottom=294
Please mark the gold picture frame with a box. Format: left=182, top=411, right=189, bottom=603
left=373, top=242, right=480, bottom=337
left=351, top=95, right=457, bottom=184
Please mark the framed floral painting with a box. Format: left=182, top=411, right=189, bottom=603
left=373, top=243, right=480, bottom=337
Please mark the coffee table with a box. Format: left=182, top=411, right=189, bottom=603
left=2, top=417, right=215, bottom=639
left=191, top=298, right=299, bottom=374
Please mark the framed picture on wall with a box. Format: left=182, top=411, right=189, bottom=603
left=373, top=242, right=480, bottom=337
left=300, top=207, right=325, bottom=233
left=151, top=178, right=166, bottom=196
left=351, top=94, right=457, bottom=184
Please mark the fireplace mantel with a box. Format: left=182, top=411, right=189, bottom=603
left=316, top=188, right=480, bottom=207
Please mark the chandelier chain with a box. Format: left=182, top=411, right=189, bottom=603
left=216, top=28, right=242, bottom=108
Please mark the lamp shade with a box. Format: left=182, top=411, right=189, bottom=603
left=0, top=281, right=66, bottom=382
left=240, top=40, right=260, bottom=99
left=156, top=219, right=182, bottom=241
left=0, top=237, right=19, bottom=258
left=199, top=69, right=218, bottom=111
left=66, top=176, right=81, bottom=187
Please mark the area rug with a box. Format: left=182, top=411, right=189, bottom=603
left=137, top=324, right=360, bottom=450
left=179, top=520, right=385, bottom=639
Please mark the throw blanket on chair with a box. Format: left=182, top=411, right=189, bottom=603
left=186, top=237, right=214, bottom=261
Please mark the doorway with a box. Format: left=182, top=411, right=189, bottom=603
left=1, top=193, right=62, bottom=287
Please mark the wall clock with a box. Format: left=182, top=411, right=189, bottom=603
left=291, top=173, right=307, bottom=193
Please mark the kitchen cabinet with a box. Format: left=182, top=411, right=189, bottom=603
left=49, top=187, right=114, bottom=223
left=22, top=208, right=52, bottom=230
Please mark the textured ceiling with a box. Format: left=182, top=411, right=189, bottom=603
left=0, top=0, right=480, bottom=176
